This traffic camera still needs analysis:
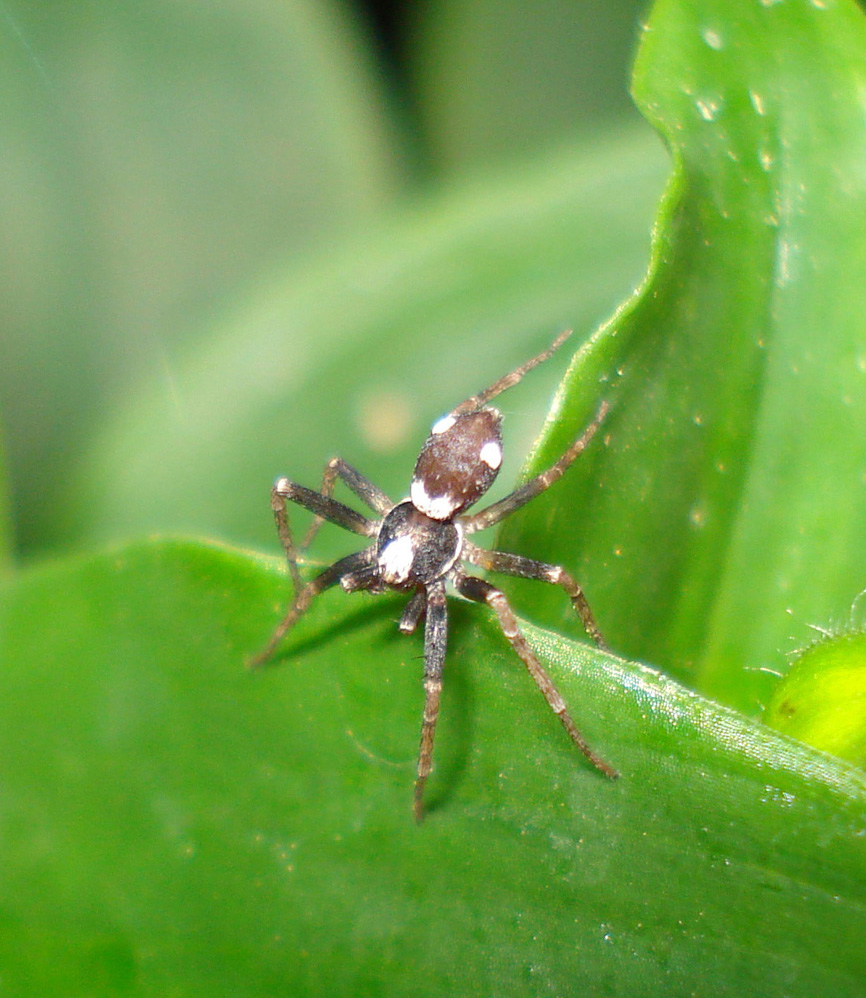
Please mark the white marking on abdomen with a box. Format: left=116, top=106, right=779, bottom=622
left=480, top=441, right=502, bottom=469
left=431, top=414, right=456, bottom=435
left=411, top=479, right=457, bottom=519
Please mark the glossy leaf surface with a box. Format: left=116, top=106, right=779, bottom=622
left=498, top=0, right=866, bottom=714
left=0, top=539, right=864, bottom=995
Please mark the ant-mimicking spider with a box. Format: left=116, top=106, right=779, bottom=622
left=250, top=330, right=618, bottom=821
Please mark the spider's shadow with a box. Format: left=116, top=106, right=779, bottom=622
left=256, top=593, right=476, bottom=817
left=262, top=595, right=401, bottom=661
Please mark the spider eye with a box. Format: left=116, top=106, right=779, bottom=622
left=410, top=408, right=503, bottom=519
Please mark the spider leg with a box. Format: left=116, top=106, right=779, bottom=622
left=462, top=541, right=607, bottom=650
left=339, top=562, right=386, bottom=594
left=461, top=400, right=609, bottom=534
left=270, top=477, right=379, bottom=593
left=302, top=457, right=394, bottom=550
left=399, top=588, right=427, bottom=634
left=451, top=329, right=573, bottom=415
left=455, top=573, right=618, bottom=780
left=249, top=547, right=377, bottom=669
left=414, top=579, right=447, bottom=823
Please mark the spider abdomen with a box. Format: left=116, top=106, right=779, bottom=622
left=377, top=501, right=462, bottom=587
left=410, top=408, right=503, bottom=520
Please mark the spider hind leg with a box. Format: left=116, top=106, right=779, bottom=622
left=462, top=541, right=607, bottom=650
left=455, top=573, right=617, bottom=780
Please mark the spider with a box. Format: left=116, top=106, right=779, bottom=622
left=250, top=330, right=618, bottom=821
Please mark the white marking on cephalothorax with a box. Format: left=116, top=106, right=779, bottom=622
left=411, top=479, right=458, bottom=519
left=379, top=534, right=416, bottom=583
left=479, top=440, right=502, bottom=469
left=431, top=414, right=456, bottom=435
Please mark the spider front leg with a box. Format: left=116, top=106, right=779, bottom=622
left=302, top=457, right=394, bottom=551
left=249, top=548, right=378, bottom=669
left=450, top=329, right=573, bottom=415
left=414, top=580, right=448, bottom=823
left=462, top=541, right=608, bottom=650
left=399, top=588, right=426, bottom=634
left=252, top=478, right=380, bottom=669
left=270, top=476, right=378, bottom=592
left=455, top=573, right=618, bottom=781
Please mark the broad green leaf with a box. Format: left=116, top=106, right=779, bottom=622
left=67, top=127, right=667, bottom=558
left=0, top=538, right=864, bottom=995
left=0, top=0, right=401, bottom=555
left=498, top=0, right=866, bottom=714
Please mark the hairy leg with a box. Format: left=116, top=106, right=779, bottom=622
left=455, top=573, right=617, bottom=780
left=462, top=541, right=607, bottom=650
left=249, top=547, right=377, bottom=669
left=461, top=400, right=608, bottom=533
left=302, top=457, right=393, bottom=550
left=414, top=580, right=448, bottom=822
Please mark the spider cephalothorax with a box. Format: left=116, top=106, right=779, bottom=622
left=251, top=330, right=617, bottom=821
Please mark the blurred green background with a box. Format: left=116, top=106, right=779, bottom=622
left=0, top=0, right=655, bottom=560
left=3, top=3, right=866, bottom=994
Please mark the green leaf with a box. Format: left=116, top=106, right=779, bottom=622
left=498, top=0, right=866, bottom=714
left=11, top=0, right=866, bottom=990
left=1, top=538, right=865, bottom=995
left=67, top=126, right=667, bottom=557
left=0, top=0, right=401, bottom=555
